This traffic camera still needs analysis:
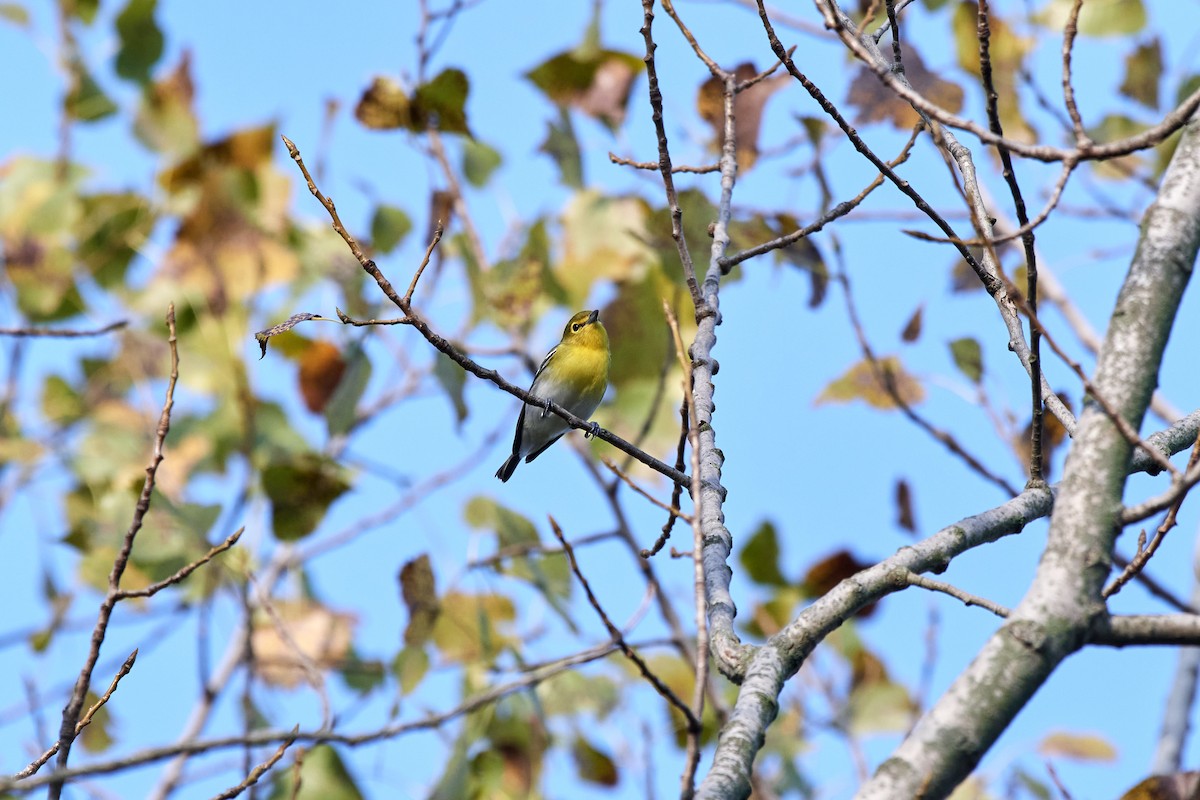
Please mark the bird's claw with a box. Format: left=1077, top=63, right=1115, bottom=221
left=539, top=398, right=552, bottom=419
left=584, top=421, right=601, bottom=439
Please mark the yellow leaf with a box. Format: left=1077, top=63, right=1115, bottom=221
left=1038, top=731, right=1118, bottom=762
left=816, top=355, right=925, bottom=409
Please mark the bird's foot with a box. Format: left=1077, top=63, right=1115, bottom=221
left=540, top=398, right=552, bottom=419
left=584, top=421, right=601, bottom=439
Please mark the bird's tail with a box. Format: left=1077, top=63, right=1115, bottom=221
left=495, top=453, right=520, bottom=482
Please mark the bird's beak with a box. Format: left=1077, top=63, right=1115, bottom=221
left=586, top=309, right=599, bottom=325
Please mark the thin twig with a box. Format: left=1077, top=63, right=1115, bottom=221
left=1060, top=0, right=1091, bottom=147
left=663, top=302, right=709, bottom=800
left=0, top=321, right=128, bottom=338
left=608, top=153, right=720, bottom=174
left=640, top=0, right=704, bottom=308
left=836, top=269, right=1019, bottom=496
left=602, top=458, right=693, bottom=522
left=208, top=726, right=298, bottom=800
left=548, top=517, right=700, bottom=729
left=904, top=572, right=1010, bottom=618
left=16, top=649, right=138, bottom=780
left=114, top=529, right=243, bottom=600
left=643, top=400, right=691, bottom=558
left=1106, top=434, right=1200, bottom=597
left=9, top=640, right=649, bottom=791
left=977, top=0, right=1045, bottom=483
left=721, top=121, right=923, bottom=271
left=49, top=305, right=179, bottom=799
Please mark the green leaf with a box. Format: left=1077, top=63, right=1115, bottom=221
left=739, top=520, right=788, bottom=587
left=525, top=48, right=644, bottom=131
left=369, top=204, right=412, bottom=253
left=465, top=498, right=572, bottom=623
left=571, top=735, right=619, bottom=786
left=539, top=108, right=583, bottom=188
left=462, top=139, right=502, bottom=188
left=432, top=350, right=468, bottom=428
left=65, top=64, right=118, bottom=122
left=77, top=193, right=154, bottom=287
left=399, top=554, right=439, bottom=648
left=1033, top=0, right=1146, bottom=37
left=1119, top=38, right=1162, bottom=110
left=78, top=690, right=116, bottom=753
left=391, top=645, right=430, bottom=695
left=846, top=679, right=915, bottom=735
left=413, top=68, right=470, bottom=135
left=323, top=343, right=371, bottom=437
left=339, top=648, right=386, bottom=695
left=42, top=375, right=85, bottom=425
left=948, top=337, right=984, bottom=384
left=67, top=0, right=99, bottom=23
left=536, top=671, right=619, bottom=719
left=430, top=591, right=515, bottom=663
left=114, top=0, right=164, bottom=83
left=261, top=454, right=351, bottom=541
left=268, top=745, right=364, bottom=800
left=0, top=3, right=29, bottom=26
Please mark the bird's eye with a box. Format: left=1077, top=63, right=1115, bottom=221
left=572, top=324, right=581, bottom=332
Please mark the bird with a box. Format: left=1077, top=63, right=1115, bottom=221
left=495, top=309, right=610, bottom=482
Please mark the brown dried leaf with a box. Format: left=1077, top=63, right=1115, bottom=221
left=252, top=601, right=356, bottom=689
left=848, top=47, right=963, bottom=129
left=698, top=63, right=789, bottom=170
left=298, top=340, right=346, bottom=413
left=900, top=305, right=923, bottom=343
left=803, top=549, right=872, bottom=600
left=895, top=478, right=916, bottom=533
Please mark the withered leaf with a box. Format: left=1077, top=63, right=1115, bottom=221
left=848, top=47, right=963, bottom=129
left=698, top=63, right=789, bottom=170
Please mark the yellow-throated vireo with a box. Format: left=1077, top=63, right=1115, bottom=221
left=495, top=309, right=610, bottom=482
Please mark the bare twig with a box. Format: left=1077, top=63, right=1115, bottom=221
left=721, top=121, right=923, bottom=271
left=836, top=269, right=1019, bottom=496
left=0, top=321, right=128, bottom=338
left=208, top=726, right=298, bottom=800
left=548, top=517, right=700, bottom=730
left=664, top=302, right=709, bottom=800
left=904, top=572, right=1010, bottom=618
left=602, top=458, right=693, bottom=522
left=10, top=640, right=654, bottom=792
left=16, top=649, right=138, bottom=780
left=643, top=400, right=691, bottom=558
left=1106, top=434, right=1200, bottom=597
left=115, top=529, right=243, bottom=600
left=1060, top=0, right=1091, bottom=148
left=608, top=153, right=720, bottom=174
left=640, top=0, right=704, bottom=308
left=49, top=305, right=179, bottom=798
